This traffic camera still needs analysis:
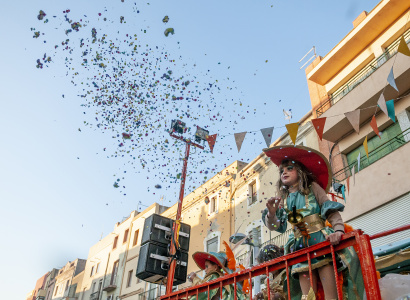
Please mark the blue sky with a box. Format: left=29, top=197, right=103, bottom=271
left=0, top=0, right=380, bottom=298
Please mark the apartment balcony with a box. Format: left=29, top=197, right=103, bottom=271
left=90, top=291, right=99, bottom=300
left=318, top=41, right=410, bottom=143
left=36, top=289, right=46, bottom=300
left=102, top=284, right=116, bottom=292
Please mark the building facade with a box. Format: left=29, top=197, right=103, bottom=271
left=305, top=0, right=410, bottom=247
left=52, top=259, right=86, bottom=300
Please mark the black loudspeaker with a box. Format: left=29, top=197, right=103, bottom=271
left=136, top=242, right=188, bottom=285
left=140, top=214, right=191, bottom=252
left=136, top=214, right=191, bottom=286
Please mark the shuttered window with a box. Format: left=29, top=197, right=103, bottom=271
left=348, top=192, right=410, bottom=248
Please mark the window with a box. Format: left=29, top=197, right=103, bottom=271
left=346, top=122, right=403, bottom=172
left=133, top=229, right=139, bottom=246
left=126, top=270, right=133, bottom=287
left=110, top=260, right=119, bottom=285
left=90, top=266, right=95, bottom=277
left=96, top=263, right=100, bottom=274
left=249, top=181, right=257, bottom=205
left=123, top=229, right=129, bottom=244
left=113, top=236, right=118, bottom=249
left=209, top=196, right=217, bottom=214
left=98, top=281, right=102, bottom=293
left=54, top=286, right=59, bottom=296
left=65, top=280, right=70, bottom=291
left=92, top=282, right=96, bottom=293
left=206, top=236, right=218, bottom=253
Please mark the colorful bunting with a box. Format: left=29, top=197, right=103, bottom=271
left=377, top=93, right=388, bottom=117
left=370, top=115, right=380, bottom=138
left=387, top=67, right=399, bottom=92
left=386, top=99, right=396, bottom=122
left=283, top=109, right=292, bottom=121
left=397, top=36, right=410, bottom=57
left=341, top=185, right=346, bottom=202
left=363, top=136, right=369, bottom=158
left=357, top=152, right=361, bottom=173
left=260, top=127, right=274, bottom=148
left=234, top=132, right=247, bottom=152
left=206, top=134, right=217, bottom=153
left=345, top=110, right=360, bottom=134
left=311, top=117, right=327, bottom=141
left=285, top=123, right=299, bottom=145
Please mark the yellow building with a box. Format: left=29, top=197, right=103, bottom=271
left=305, top=0, right=410, bottom=247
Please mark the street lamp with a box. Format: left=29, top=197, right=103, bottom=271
left=229, top=230, right=261, bottom=294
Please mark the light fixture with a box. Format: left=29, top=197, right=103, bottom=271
left=194, top=126, right=209, bottom=143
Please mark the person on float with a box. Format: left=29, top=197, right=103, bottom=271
left=261, top=145, right=364, bottom=300
left=253, top=244, right=286, bottom=300
left=188, top=251, right=247, bottom=300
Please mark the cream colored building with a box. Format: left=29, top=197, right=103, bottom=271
left=75, top=204, right=168, bottom=300
left=305, top=0, right=410, bottom=247
left=158, top=161, right=247, bottom=290
left=52, top=259, right=86, bottom=300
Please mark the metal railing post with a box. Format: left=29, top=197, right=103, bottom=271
left=357, top=234, right=382, bottom=300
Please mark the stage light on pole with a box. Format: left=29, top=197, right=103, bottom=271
left=194, top=126, right=209, bottom=143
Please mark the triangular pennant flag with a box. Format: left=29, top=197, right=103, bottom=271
left=370, top=116, right=381, bottom=138
left=283, top=109, right=292, bottom=121
left=397, top=36, right=410, bottom=57
left=352, top=165, right=355, bottom=186
left=386, top=99, right=396, bottom=122
left=387, top=67, right=399, bottom=92
left=341, top=185, right=346, bottom=203
left=363, top=136, right=369, bottom=158
left=234, top=132, right=247, bottom=152
left=345, top=110, right=360, bottom=134
left=285, top=123, right=299, bottom=145
left=346, top=177, right=350, bottom=195
left=357, top=152, right=361, bottom=172
left=311, top=117, right=327, bottom=141
left=206, top=134, right=217, bottom=153
left=377, top=93, right=388, bottom=117
left=260, top=127, right=274, bottom=148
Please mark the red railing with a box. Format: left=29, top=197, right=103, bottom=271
left=160, top=224, right=410, bottom=300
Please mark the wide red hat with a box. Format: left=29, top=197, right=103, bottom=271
left=192, top=251, right=230, bottom=274
left=263, top=145, right=332, bottom=192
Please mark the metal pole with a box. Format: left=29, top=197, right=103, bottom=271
left=166, top=142, right=191, bottom=294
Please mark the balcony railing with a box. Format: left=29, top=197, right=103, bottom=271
left=236, top=230, right=292, bottom=266
left=90, top=291, right=99, bottom=300
left=316, top=28, right=410, bottom=117
left=333, top=127, right=409, bottom=182
left=137, top=287, right=159, bottom=300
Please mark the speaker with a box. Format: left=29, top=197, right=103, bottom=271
left=140, top=214, right=191, bottom=252
left=136, top=242, right=188, bottom=285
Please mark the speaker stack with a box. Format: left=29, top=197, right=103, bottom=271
left=136, top=214, right=191, bottom=285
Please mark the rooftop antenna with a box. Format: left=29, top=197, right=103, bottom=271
left=299, top=46, right=317, bottom=70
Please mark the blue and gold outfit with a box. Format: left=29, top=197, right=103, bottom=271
left=262, top=184, right=365, bottom=299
